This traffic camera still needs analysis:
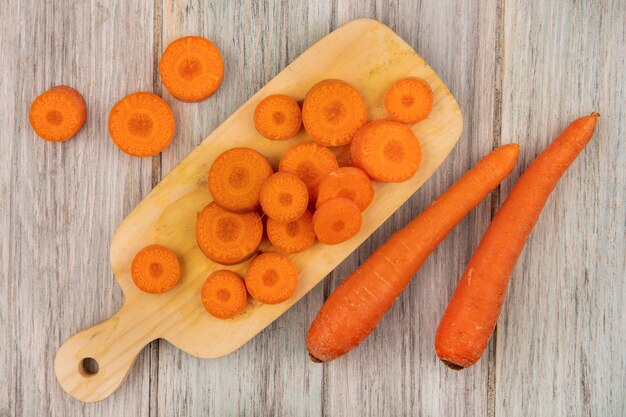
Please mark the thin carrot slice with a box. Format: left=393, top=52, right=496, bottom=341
left=279, top=141, right=339, bottom=201
left=254, top=94, right=302, bottom=140
left=266, top=210, right=316, bottom=253
left=351, top=120, right=422, bottom=182
left=260, top=172, right=309, bottom=222
left=316, top=167, right=374, bottom=212
left=302, top=80, right=367, bottom=146
left=29, top=86, right=87, bottom=142
left=196, top=202, right=263, bottom=265
left=244, top=253, right=298, bottom=304
left=108, top=92, right=175, bottom=157
left=160, top=36, right=224, bottom=102
left=384, top=78, right=433, bottom=124
left=313, top=198, right=362, bottom=245
left=131, top=245, right=180, bottom=294
left=208, top=147, right=273, bottom=212
left=201, top=269, right=248, bottom=319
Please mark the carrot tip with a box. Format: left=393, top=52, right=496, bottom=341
left=440, top=359, right=465, bottom=371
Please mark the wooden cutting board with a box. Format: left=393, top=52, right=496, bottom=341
left=54, top=18, right=463, bottom=402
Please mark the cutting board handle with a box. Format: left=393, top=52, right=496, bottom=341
left=54, top=302, right=156, bottom=402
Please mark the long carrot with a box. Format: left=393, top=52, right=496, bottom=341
left=435, top=113, right=599, bottom=369
left=306, top=144, right=520, bottom=362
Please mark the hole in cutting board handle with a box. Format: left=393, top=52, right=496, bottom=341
left=78, top=357, right=99, bottom=377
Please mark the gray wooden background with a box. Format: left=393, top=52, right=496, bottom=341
left=1, top=0, right=624, bottom=416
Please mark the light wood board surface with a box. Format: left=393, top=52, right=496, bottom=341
left=1, top=0, right=624, bottom=416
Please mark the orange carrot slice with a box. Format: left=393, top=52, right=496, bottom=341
left=131, top=245, right=181, bottom=294
left=201, top=269, right=248, bottom=319
left=260, top=172, right=309, bottom=222
left=245, top=253, right=298, bottom=304
left=279, top=141, right=339, bottom=201
left=254, top=94, right=302, bottom=140
left=160, top=36, right=224, bottom=102
left=266, top=210, right=316, bottom=253
left=313, top=198, right=362, bottom=245
left=384, top=78, right=433, bottom=124
left=29, top=86, right=87, bottom=142
left=316, top=167, right=374, bottom=212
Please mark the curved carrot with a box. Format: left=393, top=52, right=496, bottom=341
left=208, top=147, right=273, bottom=212
left=351, top=120, right=422, bottom=182
left=384, top=78, right=433, bottom=124
left=201, top=269, right=248, bottom=319
left=131, top=245, right=180, bottom=294
left=245, top=253, right=298, bottom=304
left=312, top=198, right=362, bottom=245
left=435, top=113, right=599, bottom=370
left=316, top=167, right=375, bottom=212
left=254, top=94, right=302, bottom=140
left=279, top=141, right=339, bottom=201
left=196, top=202, right=263, bottom=265
left=108, top=92, right=175, bottom=157
left=266, top=210, right=316, bottom=253
left=160, top=36, right=224, bottom=102
left=29, top=86, right=87, bottom=142
left=302, top=80, right=367, bottom=146
left=260, top=172, right=309, bottom=222
left=306, top=144, right=520, bottom=362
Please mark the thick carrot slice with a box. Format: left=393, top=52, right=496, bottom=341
left=254, top=94, right=302, bottom=140
left=306, top=144, right=520, bottom=362
left=312, top=198, right=362, bottom=245
left=244, top=253, right=298, bottom=304
left=316, top=167, right=374, bottom=212
left=196, top=202, right=263, bottom=265
left=435, top=113, right=599, bottom=370
left=159, top=36, right=224, bottom=102
left=131, top=245, right=180, bottom=294
left=266, top=210, right=316, bottom=253
left=208, top=147, right=273, bottom=212
left=279, top=141, right=339, bottom=201
left=302, top=80, right=367, bottom=146
left=108, top=92, right=175, bottom=157
left=201, top=269, right=248, bottom=319
left=29, top=86, right=87, bottom=142
left=384, top=78, right=433, bottom=124
left=350, top=120, right=422, bottom=182
left=260, top=172, right=309, bottom=222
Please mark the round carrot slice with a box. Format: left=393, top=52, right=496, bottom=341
left=260, top=172, right=309, bottom=222
left=350, top=120, right=422, bottom=182
left=196, top=202, right=263, bottom=265
left=312, top=198, right=362, bottom=245
left=266, top=210, right=316, bottom=253
left=316, top=167, right=374, bottom=212
left=302, top=80, right=367, bottom=146
left=245, top=253, right=298, bottom=304
left=160, top=36, right=224, bottom=102
left=208, top=147, right=273, bottom=212
left=131, top=245, right=181, bottom=294
left=254, top=94, right=302, bottom=140
left=108, top=92, right=175, bottom=157
left=29, top=86, right=87, bottom=142
left=279, top=141, right=339, bottom=201
left=384, top=77, right=433, bottom=124
left=201, top=269, right=248, bottom=319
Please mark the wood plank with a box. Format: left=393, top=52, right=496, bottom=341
left=155, top=1, right=332, bottom=415
left=0, top=0, right=155, bottom=415
left=322, top=0, right=502, bottom=416
left=496, top=1, right=625, bottom=415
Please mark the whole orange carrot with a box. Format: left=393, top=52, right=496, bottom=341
left=306, top=144, right=520, bottom=362
left=435, top=113, right=599, bottom=370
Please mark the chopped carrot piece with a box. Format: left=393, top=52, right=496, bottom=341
left=266, top=210, right=316, bottom=253
left=302, top=80, right=367, bottom=146
left=316, top=167, right=374, bottom=212
left=208, top=147, right=273, bottom=212
left=254, top=94, right=302, bottom=140
left=201, top=269, right=248, bottom=319
left=384, top=78, right=433, bottom=124
left=160, top=36, right=224, bottom=102
left=196, top=202, right=263, bottom=265
left=279, top=141, right=339, bottom=201
left=29, top=86, right=87, bottom=142
left=245, top=253, right=298, bottom=304
left=313, top=198, right=362, bottom=245
left=131, top=245, right=180, bottom=294
left=108, top=92, right=175, bottom=157
left=260, top=172, right=309, bottom=222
